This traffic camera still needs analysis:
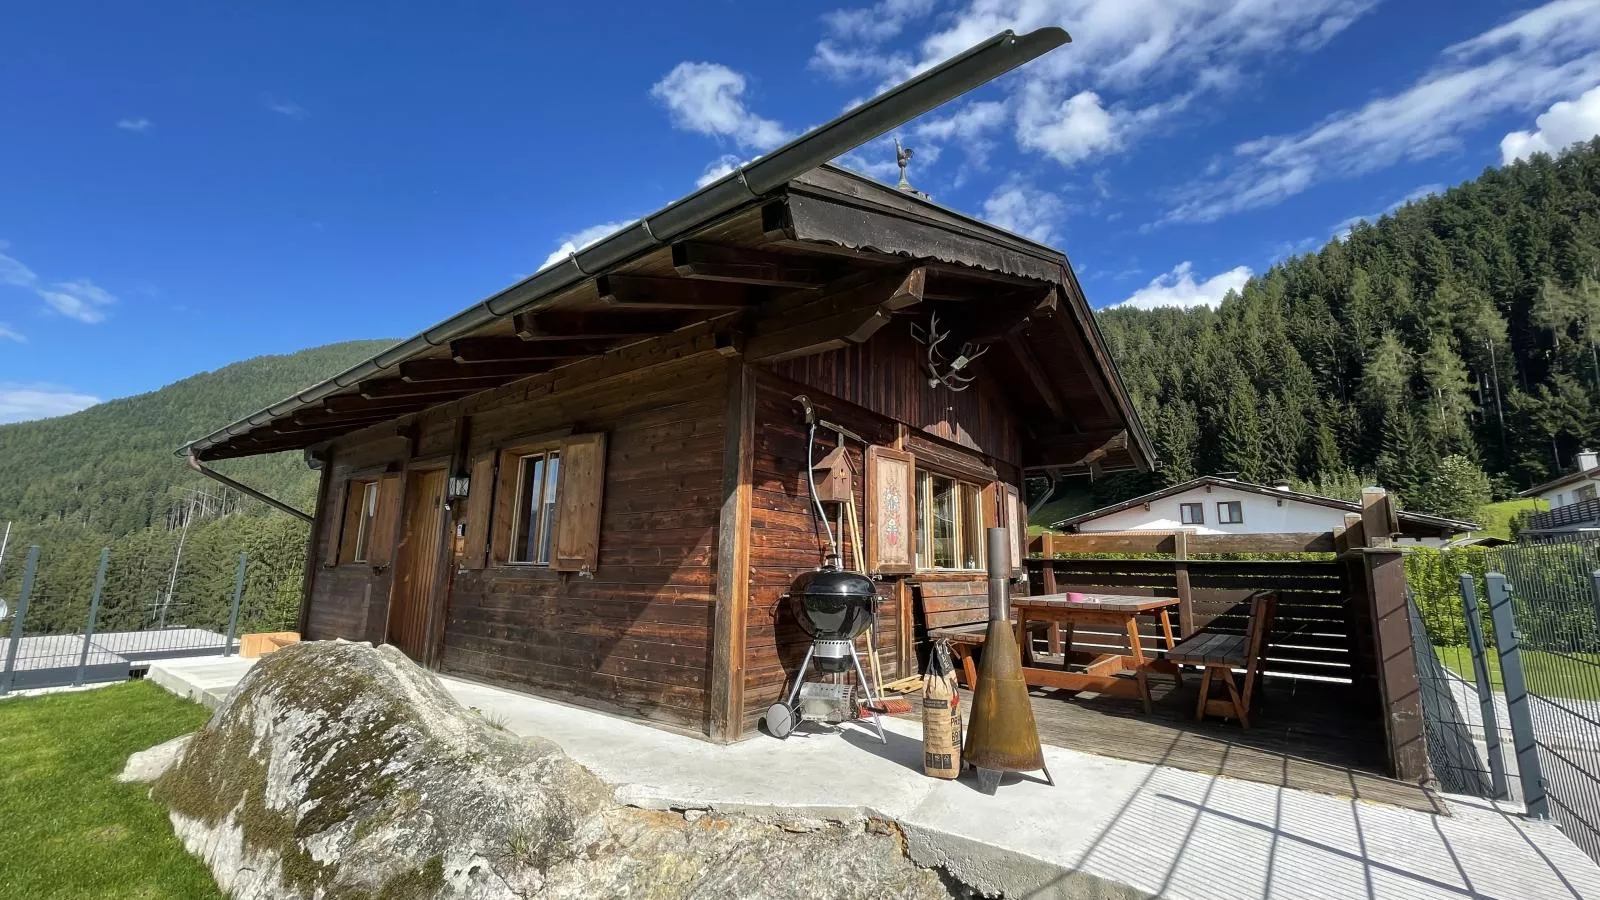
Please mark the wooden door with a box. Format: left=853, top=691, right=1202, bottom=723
left=388, top=468, right=447, bottom=663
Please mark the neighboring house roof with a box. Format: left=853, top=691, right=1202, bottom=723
left=1051, top=476, right=1480, bottom=537
left=176, top=28, right=1153, bottom=475
left=1518, top=465, right=1600, bottom=498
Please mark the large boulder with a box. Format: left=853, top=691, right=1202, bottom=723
left=146, top=641, right=962, bottom=899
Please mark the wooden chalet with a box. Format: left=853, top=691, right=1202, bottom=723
left=181, top=27, right=1154, bottom=741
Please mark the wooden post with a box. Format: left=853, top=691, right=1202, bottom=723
left=1358, top=545, right=1430, bottom=783
left=1173, top=529, right=1195, bottom=637
left=709, top=362, right=755, bottom=742
left=297, top=459, right=333, bottom=638
left=1360, top=488, right=1395, bottom=549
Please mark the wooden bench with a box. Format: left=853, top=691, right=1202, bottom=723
left=919, top=581, right=1048, bottom=689
left=1166, top=591, right=1277, bottom=728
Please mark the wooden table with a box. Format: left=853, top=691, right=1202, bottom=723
left=1011, top=593, right=1181, bottom=714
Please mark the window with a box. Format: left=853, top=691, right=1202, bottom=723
left=1180, top=502, right=1204, bottom=525
left=479, top=431, right=605, bottom=573
left=338, top=479, right=379, bottom=564
left=1217, top=501, right=1244, bottom=525
left=509, top=449, right=561, bottom=565
left=1577, top=484, right=1598, bottom=503
left=915, top=471, right=987, bottom=571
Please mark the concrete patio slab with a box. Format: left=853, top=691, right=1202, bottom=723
left=147, top=654, right=1600, bottom=899
left=146, top=654, right=255, bottom=709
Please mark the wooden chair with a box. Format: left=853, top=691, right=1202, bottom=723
left=1166, top=591, right=1277, bottom=728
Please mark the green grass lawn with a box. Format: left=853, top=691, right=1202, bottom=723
left=0, top=681, right=220, bottom=899
left=1477, top=498, right=1542, bottom=541
left=1436, top=645, right=1600, bottom=701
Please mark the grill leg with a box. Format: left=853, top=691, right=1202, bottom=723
left=850, top=643, right=887, bottom=744
left=784, top=645, right=816, bottom=709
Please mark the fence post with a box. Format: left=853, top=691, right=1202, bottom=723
left=1459, top=573, right=1509, bottom=800
left=1485, top=572, right=1551, bottom=819
left=74, top=548, right=110, bottom=687
left=0, top=546, right=41, bottom=697
left=224, top=553, right=246, bottom=657
left=1591, top=570, right=1600, bottom=644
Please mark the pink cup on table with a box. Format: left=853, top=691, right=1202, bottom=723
left=1066, top=592, right=1087, bottom=603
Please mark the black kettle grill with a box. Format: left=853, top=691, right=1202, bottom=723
left=763, top=561, right=887, bottom=741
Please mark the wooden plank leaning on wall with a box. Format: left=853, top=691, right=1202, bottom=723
left=710, top=361, right=755, bottom=742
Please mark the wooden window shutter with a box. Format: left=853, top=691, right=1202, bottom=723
left=461, top=452, right=496, bottom=569
left=489, top=450, right=518, bottom=566
left=1004, top=482, right=1025, bottom=577
left=335, top=481, right=365, bottom=565
left=366, top=474, right=403, bottom=568
left=866, top=445, right=915, bottom=575
left=552, top=432, right=606, bottom=573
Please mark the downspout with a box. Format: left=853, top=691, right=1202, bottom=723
left=186, top=453, right=315, bottom=524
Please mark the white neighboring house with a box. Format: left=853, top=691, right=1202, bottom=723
left=1517, top=449, right=1600, bottom=537
left=1052, top=476, right=1478, bottom=547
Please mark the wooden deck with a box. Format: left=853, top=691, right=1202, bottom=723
left=899, top=672, right=1444, bottom=815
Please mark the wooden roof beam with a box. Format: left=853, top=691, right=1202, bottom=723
left=596, top=274, right=760, bottom=310
left=400, top=358, right=554, bottom=383
left=512, top=309, right=688, bottom=341
left=449, top=336, right=616, bottom=363
left=671, top=241, right=836, bottom=289
left=1006, top=331, right=1065, bottom=420
left=357, top=378, right=494, bottom=400
left=1024, top=429, right=1128, bottom=468
left=321, top=395, right=437, bottom=415
left=747, top=267, right=925, bottom=363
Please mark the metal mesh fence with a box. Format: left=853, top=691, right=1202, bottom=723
left=1487, top=534, right=1600, bottom=863
left=1408, top=533, right=1600, bottom=863
left=0, top=541, right=303, bottom=696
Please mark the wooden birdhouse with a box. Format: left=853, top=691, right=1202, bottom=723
left=811, top=445, right=854, bottom=503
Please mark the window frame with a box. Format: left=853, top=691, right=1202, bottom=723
left=338, top=478, right=379, bottom=565
left=914, top=467, right=989, bottom=573
left=1217, top=500, right=1244, bottom=525
left=1576, top=484, right=1598, bottom=503
left=506, top=446, right=563, bottom=567
left=1179, top=502, right=1205, bottom=526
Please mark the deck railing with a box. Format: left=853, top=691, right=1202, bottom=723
left=1526, top=496, right=1600, bottom=532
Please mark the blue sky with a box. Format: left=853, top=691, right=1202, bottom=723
left=4, top=0, right=1600, bottom=423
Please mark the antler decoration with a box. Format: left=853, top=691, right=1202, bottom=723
left=908, top=310, right=988, bottom=392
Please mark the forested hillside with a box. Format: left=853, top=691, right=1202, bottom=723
left=0, top=340, right=393, bottom=536
left=0, top=340, right=393, bottom=634
left=1093, top=138, right=1600, bottom=522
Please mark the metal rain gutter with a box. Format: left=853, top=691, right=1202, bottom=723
left=177, top=26, right=1071, bottom=460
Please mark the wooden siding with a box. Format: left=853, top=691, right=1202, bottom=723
left=437, top=355, right=727, bottom=732
left=772, top=323, right=1021, bottom=466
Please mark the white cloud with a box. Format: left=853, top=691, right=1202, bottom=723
left=812, top=0, right=1374, bottom=173
left=0, top=384, right=101, bottom=424
left=0, top=253, right=38, bottom=288
left=36, top=279, right=116, bottom=324
left=914, top=100, right=1007, bottom=142
left=0, top=324, right=23, bottom=342
left=264, top=95, right=305, bottom=118
left=1016, top=87, right=1119, bottom=165
left=1331, top=183, right=1445, bottom=236
left=696, top=154, right=744, bottom=187
left=116, top=117, right=153, bottom=132
left=650, top=62, right=792, bottom=151
left=0, top=251, right=116, bottom=324
left=1113, top=261, right=1251, bottom=310
left=1163, top=0, right=1600, bottom=224
left=981, top=180, right=1065, bottom=244
left=1501, top=83, right=1600, bottom=162
left=539, top=221, right=634, bottom=271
